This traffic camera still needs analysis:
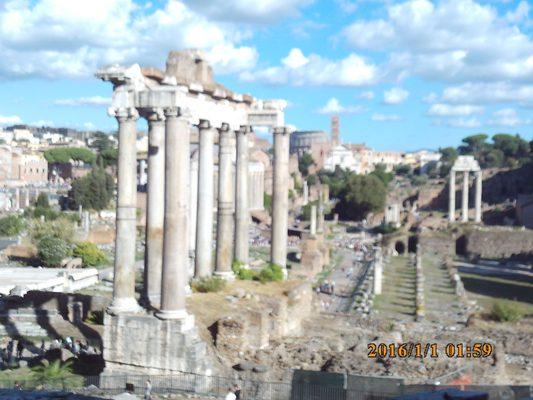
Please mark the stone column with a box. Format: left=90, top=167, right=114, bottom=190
left=475, top=170, right=482, bottom=223
left=462, top=171, right=469, bottom=222
left=234, top=125, right=250, bottom=266
left=303, top=181, right=309, bottom=205
left=24, top=188, right=30, bottom=208
left=142, top=108, right=165, bottom=308
left=195, top=120, right=215, bottom=279
left=310, top=205, right=317, bottom=235
left=215, top=123, right=235, bottom=279
left=108, top=107, right=141, bottom=315
left=157, top=107, right=191, bottom=320
left=373, top=248, right=382, bottom=295
left=448, top=170, right=456, bottom=222
left=270, top=127, right=290, bottom=271
left=317, top=194, right=324, bottom=233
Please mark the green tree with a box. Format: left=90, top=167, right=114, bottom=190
left=370, top=164, right=393, bottom=186
left=485, top=148, right=505, bottom=168
left=44, top=147, right=96, bottom=164
left=336, top=174, right=387, bottom=220
left=439, top=147, right=458, bottom=164
left=394, top=164, right=412, bottom=176
left=459, top=134, right=489, bottom=155
left=37, top=235, right=71, bottom=267
left=35, top=193, right=50, bottom=208
left=70, top=166, right=114, bottom=211
left=298, top=152, right=314, bottom=176
left=0, top=215, right=25, bottom=236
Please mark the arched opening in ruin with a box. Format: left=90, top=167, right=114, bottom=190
left=395, top=241, right=406, bottom=254
left=455, top=235, right=467, bottom=256
left=408, top=236, right=418, bottom=253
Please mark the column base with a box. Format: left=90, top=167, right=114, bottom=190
left=155, top=308, right=193, bottom=324
left=213, top=271, right=235, bottom=281
left=107, top=297, right=142, bottom=315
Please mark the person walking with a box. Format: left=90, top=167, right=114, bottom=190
left=233, top=384, right=242, bottom=400
left=224, top=387, right=236, bottom=400
left=144, top=379, right=152, bottom=400
left=16, top=341, right=24, bottom=359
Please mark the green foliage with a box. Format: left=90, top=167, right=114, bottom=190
left=411, top=174, right=429, bottom=186
left=298, top=152, right=314, bottom=176
left=85, top=310, right=104, bottom=325
left=0, top=215, right=25, bottom=236
left=374, top=223, right=399, bottom=235
left=394, top=164, right=411, bottom=176
left=439, top=147, right=458, bottom=163
left=70, top=166, right=114, bottom=211
left=37, top=235, right=71, bottom=267
left=336, top=174, right=387, bottom=220
left=30, top=360, right=75, bottom=384
left=100, top=148, right=118, bottom=168
left=491, top=300, right=524, bottom=322
left=30, top=218, right=75, bottom=243
left=35, top=193, right=50, bottom=208
left=263, top=193, right=272, bottom=214
left=318, top=167, right=352, bottom=199
left=258, top=263, right=284, bottom=283
left=301, top=200, right=319, bottom=221
left=232, top=261, right=256, bottom=280
left=44, top=147, right=96, bottom=164
left=192, top=277, right=226, bottom=293
left=73, top=242, right=107, bottom=266
left=306, top=174, right=317, bottom=186
left=370, top=164, right=393, bottom=186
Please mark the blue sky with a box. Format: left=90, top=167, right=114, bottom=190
left=0, top=0, right=532, bottom=151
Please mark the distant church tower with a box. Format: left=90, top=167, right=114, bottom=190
left=331, top=115, right=340, bottom=146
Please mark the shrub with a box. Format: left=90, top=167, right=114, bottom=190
left=232, top=260, right=258, bottom=280
left=0, top=215, right=24, bottom=236
left=30, top=218, right=75, bottom=243
left=73, top=242, right=107, bottom=267
left=258, top=263, right=284, bottom=283
left=491, top=300, right=524, bottom=322
left=85, top=310, right=104, bottom=325
left=192, top=277, right=226, bottom=293
left=37, top=235, right=71, bottom=267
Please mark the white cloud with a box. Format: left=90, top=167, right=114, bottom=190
left=447, top=117, right=482, bottom=128
left=54, top=96, right=111, bottom=106
left=83, top=122, right=97, bottom=130
left=32, top=120, right=54, bottom=126
left=241, top=49, right=377, bottom=86
left=383, top=87, right=409, bottom=105
left=0, top=115, right=22, bottom=125
left=183, top=0, right=312, bottom=23
left=336, top=0, right=358, bottom=13
left=342, top=0, right=533, bottom=83
left=358, top=91, right=375, bottom=100
left=488, top=108, right=532, bottom=127
left=371, top=113, right=401, bottom=122
left=506, top=1, right=530, bottom=24
left=427, top=103, right=484, bottom=117
left=0, top=0, right=258, bottom=78
left=441, top=82, right=533, bottom=107
left=282, top=48, right=309, bottom=69
left=423, top=92, right=438, bottom=103
left=317, top=98, right=365, bottom=114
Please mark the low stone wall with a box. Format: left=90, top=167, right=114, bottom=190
left=418, top=232, right=455, bottom=257
left=466, top=228, right=533, bottom=260
left=214, top=283, right=313, bottom=353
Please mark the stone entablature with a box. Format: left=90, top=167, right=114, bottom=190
left=449, top=155, right=482, bottom=223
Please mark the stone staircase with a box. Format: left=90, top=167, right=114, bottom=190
left=422, top=256, right=464, bottom=324
left=373, top=255, right=416, bottom=321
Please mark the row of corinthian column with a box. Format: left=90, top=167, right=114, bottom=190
left=107, top=106, right=291, bottom=319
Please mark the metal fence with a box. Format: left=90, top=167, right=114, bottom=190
left=0, top=372, right=531, bottom=400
